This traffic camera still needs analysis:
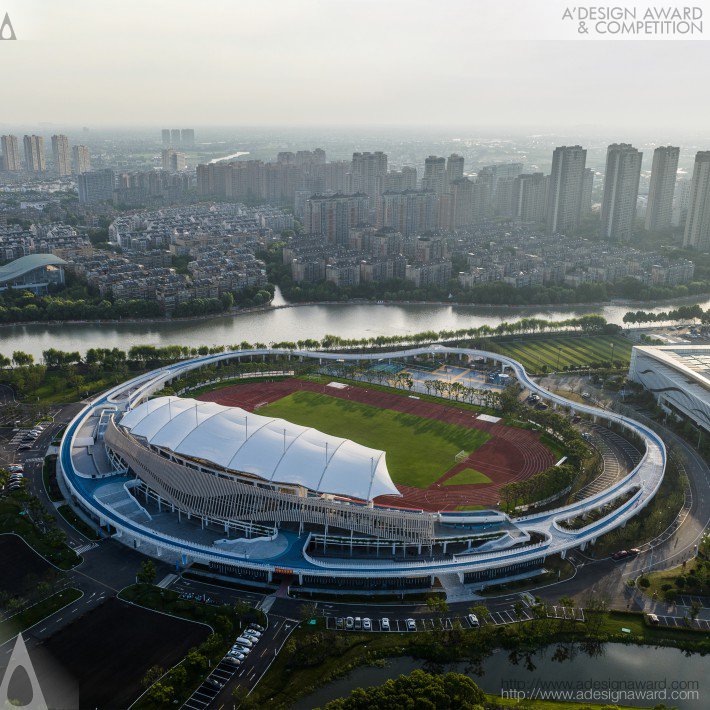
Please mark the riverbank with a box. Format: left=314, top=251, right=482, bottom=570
left=4, top=293, right=710, bottom=361
left=2, top=288, right=710, bottom=330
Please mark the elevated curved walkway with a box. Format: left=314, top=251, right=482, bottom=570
left=58, top=346, right=665, bottom=580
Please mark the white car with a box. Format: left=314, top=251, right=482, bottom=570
left=381, top=618, right=390, bottom=631
left=406, top=618, right=416, bottom=631
left=468, top=613, right=479, bottom=627
left=363, top=618, right=371, bottom=631
left=234, top=637, right=253, bottom=648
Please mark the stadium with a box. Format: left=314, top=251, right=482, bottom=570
left=59, top=346, right=666, bottom=598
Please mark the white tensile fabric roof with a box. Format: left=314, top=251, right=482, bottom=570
left=119, top=396, right=399, bottom=501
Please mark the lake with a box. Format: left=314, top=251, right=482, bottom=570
left=294, top=644, right=706, bottom=709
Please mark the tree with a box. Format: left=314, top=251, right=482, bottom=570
left=141, top=665, right=164, bottom=689
left=323, top=670, right=485, bottom=709
left=147, top=682, right=174, bottom=704
left=426, top=595, right=449, bottom=615
left=136, top=559, right=156, bottom=585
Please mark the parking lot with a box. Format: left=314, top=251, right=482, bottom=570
left=183, top=657, right=240, bottom=710
left=325, top=603, right=585, bottom=633
left=677, top=595, right=709, bottom=609
left=651, top=614, right=710, bottom=631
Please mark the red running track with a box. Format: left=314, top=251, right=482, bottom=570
left=198, top=379, right=554, bottom=512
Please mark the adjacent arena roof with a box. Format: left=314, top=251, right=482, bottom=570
left=119, top=396, right=399, bottom=501
left=0, top=254, right=67, bottom=284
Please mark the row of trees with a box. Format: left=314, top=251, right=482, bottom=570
left=0, top=316, right=618, bottom=372
left=623, top=303, right=710, bottom=325
left=500, top=464, right=577, bottom=510
left=0, top=282, right=274, bottom=324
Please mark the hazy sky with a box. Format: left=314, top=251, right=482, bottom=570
left=2, top=0, right=709, bottom=131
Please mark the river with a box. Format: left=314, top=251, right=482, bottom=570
left=294, top=644, right=705, bottom=709
left=2, top=289, right=709, bottom=360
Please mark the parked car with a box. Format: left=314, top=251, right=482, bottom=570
left=336, top=617, right=344, bottom=629
left=9, top=465, right=23, bottom=472
left=381, top=618, right=390, bottom=631
left=234, top=637, right=253, bottom=648
left=354, top=617, right=362, bottom=630
left=249, top=624, right=265, bottom=632
left=582, top=392, right=591, bottom=399
left=363, top=618, right=371, bottom=631
left=468, top=613, right=480, bottom=627
left=345, top=617, right=354, bottom=630
left=406, top=618, right=416, bottom=631
left=205, top=677, right=223, bottom=690
left=224, top=656, right=241, bottom=666
left=228, top=649, right=246, bottom=660
left=646, top=613, right=659, bottom=625
left=611, top=550, right=630, bottom=560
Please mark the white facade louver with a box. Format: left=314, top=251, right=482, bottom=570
left=119, top=396, right=399, bottom=501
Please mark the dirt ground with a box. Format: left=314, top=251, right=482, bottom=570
left=0, top=535, right=57, bottom=596
left=40, top=597, right=210, bottom=710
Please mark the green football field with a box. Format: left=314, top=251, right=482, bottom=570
left=492, top=334, right=632, bottom=374
left=443, top=468, right=492, bottom=486
left=257, top=391, right=491, bottom=489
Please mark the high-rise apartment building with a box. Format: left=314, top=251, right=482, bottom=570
left=683, top=151, right=710, bottom=250
left=78, top=169, right=115, bottom=204
left=1, top=135, right=21, bottom=172
left=546, top=145, right=587, bottom=235
left=72, top=145, right=91, bottom=174
left=323, top=160, right=352, bottom=193
left=51, top=134, right=72, bottom=177
left=162, top=149, right=186, bottom=172
left=385, top=167, right=417, bottom=192
left=446, top=154, right=464, bottom=184
left=181, top=129, right=195, bottom=148
left=170, top=129, right=181, bottom=147
left=450, top=177, right=474, bottom=226
left=645, top=146, right=679, bottom=232
left=377, top=190, right=438, bottom=236
left=351, top=152, right=388, bottom=196
left=600, top=143, right=642, bottom=242
left=422, top=156, right=447, bottom=195
left=512, top=173, right=547, bottom=224
left=23, top=135, right=46, bottom=173
left=581, top=168, right=594, bottom=215
left=305, top=193, right=369, bottom=245
left=161, top=129, right=171, bottom=147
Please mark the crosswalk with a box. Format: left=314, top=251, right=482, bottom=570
left=73, top=542, right=99, bottom=555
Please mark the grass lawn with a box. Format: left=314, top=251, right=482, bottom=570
left=57, top=504, right=102, bottom=541
left=442, top=468, right=492, bottom=486
left=0, top=588, right=82, bottom=644
left=0, top=495, right=80, bottom=569
left=257, top=391, right=491, bottom=488
left=491, top=334, right=632, bottom=375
